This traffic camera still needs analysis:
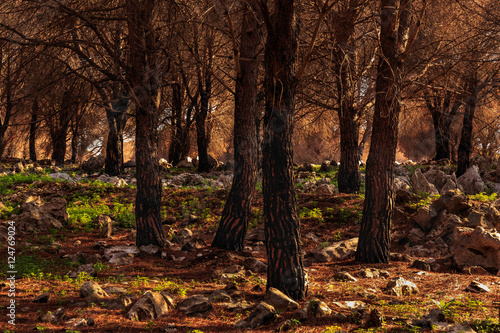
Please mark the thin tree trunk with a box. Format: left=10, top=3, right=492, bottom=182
left=355, top=0, right=411, bottom=264
left=105, top=93, right=130, bottom=175
left=29, top=100, right=38, bottom=162
left=457, top=75, right=478, bottom=177
left=212, top=2, right=260, bottom=251
left=0, top=55, right=12, bottom=158
left=262, top=0, right=305, bottom=300
left=196, top=97, right=210, bottom=172
left=127, top=0, right=166, bottom=247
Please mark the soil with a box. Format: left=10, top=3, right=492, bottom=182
left=0, top=168, right=499, bottom=333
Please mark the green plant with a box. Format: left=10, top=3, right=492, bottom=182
left=35, top=324, right=47, bottom=331
left=145, top=320, right=157, bottom=330
left=93, top=262, right=110, bottom=273
left=469, top=192, right=497, bottom=202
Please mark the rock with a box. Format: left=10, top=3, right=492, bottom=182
left=265, top=287, right=299, bottom=312
left=306, top=299, right=332, bottom=317
left=465, top=266, right=490, bottom=275
left=248, top=302, right=277, bottom=328
left=33, top=292, right=50, bottom=303
left=159, top=158, right=172, bottom=171
left=234, top=319, right=250, bottom=330
left=220, top=300, right=253, bottom=313
left=93, top=215, right=113, bottom=238
left=316, top=177, right=331, bottom=186
left=412, top=206, right=437, bottom=231
left=319, top=161, right=332, bottom=172
left=243, top=258, right=267, bottom=273
left=394, top=176, right=412, bottom=191
left=308, top=238, right=358, bottom=262
left=366, top=309, right=384, bottom=327
left=13, top=162, right=24, bottom=174
left=48, top=172, right=74, bottom=182
left=65, top=318, right=88, bottom=328
left=140, top=244, right=160, bottom=255
left=177, top=159, right=193, bottom=169
left=246, top=225, right=265, bottom=242
left=332, top=271, right=357, bottom=282
left=452, top=227, right=500, bottom=271
left=127, top=291, right=169, bottom=321
left=315, top=184, right=338, bottom=195
left=423, top=168, right=447, bottom=191
left=81, top=155, right=105, bottom=172
left=106, top=294, right=137, bottom=310
left=40, top=307, right=66, bottom=323
left=412, top=169, right=439, bottom=195
left=298, top=163, right=314, bottom=172
left=177, top=295, right=212, bottom=315
left=68, top=264, right=97, bottom=278
left=440, top=173, right=461, bottom=194
left=104, top=245, right=140, bottom=265
left=457, top=165, right=485, bottom=195
left=465, top=280, right=491, bottom=293
left=466, top=210, right=492, bottom=228
left=80, top=281, right=109, bottom=302
left=358, top=268, right=389, bottom=279
left=332, top=301, right=369, bottom=310
left=431, top=190, right=472, bottom=215
left=217, top=174, right=233, bottom=188
left=15, top=197, right=68, bottom=232
left=385, top=277, right=419, bottom=296
left=209, top=290, right=232, bottom=303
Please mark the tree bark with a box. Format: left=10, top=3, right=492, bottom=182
left=212, top=1, right=260, bottom=251
left=105, top=91, right=130, bottom=175
left=355, top=0, right=411, bottom=264
left=29, top=100, right=38, bottom=161
left=127, top=0, right=166, bottom=247
left=0, top=54, right=13, bottom=158
left=262, top=0, right=306, bottom=300
left=196, top=93, right=210, bottom=172
left=335, top=0, right=362, bottom=194
left=457, top=74, right=478, bottom=177
left=168, top=83, right=192, bottom=165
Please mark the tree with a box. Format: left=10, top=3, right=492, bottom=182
left=260, top=0, right=306, bottom=299
left=212, top=1, right=261, bottom=251
left=356, top=0, right=422, bottom=263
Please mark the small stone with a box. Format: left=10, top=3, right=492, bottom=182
left=465, top=280, right=491, bottom=293
left=332, top=271, right=358, bottom=282
left=33, top=292, right=50, bottom=303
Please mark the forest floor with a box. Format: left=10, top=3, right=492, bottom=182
left=0, top=164, right=500, bottom=332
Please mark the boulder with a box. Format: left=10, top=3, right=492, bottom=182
left=308, top=238, right=358, bottom=262
left=440, top=174, right=462, bottom=194
left=127, top=291, right=169, bottom=321
left=452, top=226, right=500, bottom=271
left=412, top=169, right=439, bottom=195
left=80, top=281, right=109, bottom=302
left=431, top=190, right=472, bottom=215
left=247, top=302, right=277, bottom=328
left=40, top=307, right=66, bottom=323
left=385, top=277, right=419, bottom=296
left=394, top=176, right=411, bottom=191
left=423, top=168, right=447, bottom=191
left=319, top=161, right=332, bottom=172
left=49, top=172, right=74, bottom=182
left=306, top=299, right=332, bottom=317
left=465, top=280, right=491, bottom=293
left=177, top=295, right=212, bottom=315
left=177, top=160, right=193, bottom=169
left=457, top=165, right=485, bottom=195
left=93, top=215, right=113, bottom=238
left=106, top=294, right=137, bottom=310
left=243, top=258, right=267, bottom=273
left=246, top=225, right=265, bottom=242
left=81, top=155, right=105, bottom=172
left=412, top=206, right=436, bottom=231
left=314, top=184, right=338, bottom=195
left=264, top=287, right=299, bottom=312
left=15, top=197, right=68, bottom=232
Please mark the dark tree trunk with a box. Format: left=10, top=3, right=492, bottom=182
left=168, top=83, right=192, bottom=165
left=212, top=2, right=261, bottom=251
left=127, top=0, right=166, bottom=247
left=355, top=0, right=411, bottom=264
left=29, top=100, right=38, bottom=161
left=50, top=102, right=72, bottom=165
left=457, top=75, right=478, bottom=177
left=334, top=1, right=362, bottom=194
left=71, top=124, right=78, bottom=163
left=196, top=95, right=210, bottom=172
left=426, top=92, right=461, bottom=161
left=262, top=0, right=305, bottom=300
left=0, top=54, right=12, bottom=158
left=105, top=93, right=130, bottom=175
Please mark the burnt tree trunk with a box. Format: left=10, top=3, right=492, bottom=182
left=50, top=92, right=73, bottom=165
left=105, top=92, right=130, bottom=175
left=212, top=2, right=261, bottom=251
left=29, top=100, right=38, bottom=161
left=71, top=122, right=79, bottom=163
left=355, top=0, right=412, bottom=263
left=196, top=92, right=210, bottom=172
left=168, top=83, right=192, bottom=165
left=127, top=0, right=166, bottom=247
left=262, top=0, right=305, bottom=300
left=0, top=53, right=13, bottom=158
left=457, top=75, right=478, bottom=177
left=335, top=0, right=363, bottom=194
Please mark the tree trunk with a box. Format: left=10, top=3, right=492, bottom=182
left=262, top=0, right=305, bottom=300
left=51, top=104, right=71, bottom=165
left=195, top=97, right=210, bottom=172
left=355, top=0, right=410, bottom=264
left=168, top=83, right=192, bottom=165
left=457, top=75, right=478, bottom=177
left=212, top=2, right=260, bottom=251
left=0, top=55, right=12, bottom=158
left=335, top=1, right=362, bottom=194
left=71, top=123, right=78, bottom=163
left=29, top=100, right=38, bottom=162
left=105, top=93, right=130, bottom=175
left=127, top=0, right=166, bottom=247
